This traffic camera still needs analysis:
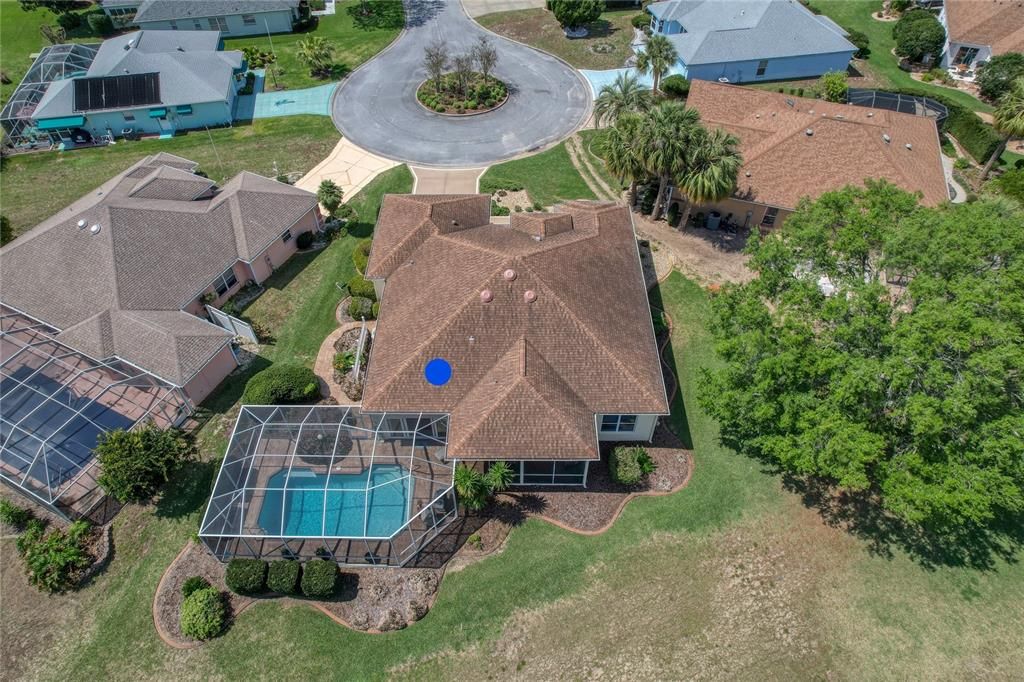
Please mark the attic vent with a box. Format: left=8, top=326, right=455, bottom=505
left=835, top=114, right=845, bottom=119
left=524, top=290, right=537, bottom=303
left=745, top=171, right=752, bottom=177
left=503, top=268, right=517, bottom=281
left=882, top=133, right=891, bottom=144
left=77, top=219, right=86, bottom=229
left=905, top=143, right=913, bottom=150
left=805, top=128, right=814, bottom=136
left=480, top=289, right=493, bottom=303
left=451, top=219, right=458, bottom=227
left=89, top=224, right=102, bottom=234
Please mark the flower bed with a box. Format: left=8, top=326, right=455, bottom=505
left=332, top=327, right=370, bottom=401
left=416, top=72, right=508, bottom=115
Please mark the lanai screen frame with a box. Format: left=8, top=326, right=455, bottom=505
left=0, top=305, right=192, bottom=519
left=199, top=405, right=457, bottom=567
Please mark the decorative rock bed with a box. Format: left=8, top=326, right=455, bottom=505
left=332, top=327, right=370, bottom=401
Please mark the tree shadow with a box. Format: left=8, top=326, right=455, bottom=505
left=349, top=0, right=410, bottom=30
left=154, top=459, right=220, bottom=520
left=402, top=0, right=444, bottom=28
left=648, top=282, right=694, bottom=449
left=783, top=474, right=1024, bottom=571
left=580, top=18, right=619, bottom=40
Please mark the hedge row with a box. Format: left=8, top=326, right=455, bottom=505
left=241, top=364, right=320, bottom=405
left=224, top=558, right=336, bottom=598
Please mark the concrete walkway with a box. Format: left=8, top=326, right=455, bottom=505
left=411, top=166, right=487, bottom=194
left=295, top=137, right=400, bottom=200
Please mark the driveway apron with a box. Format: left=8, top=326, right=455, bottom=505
left=331, top=0, right=590, bottom=167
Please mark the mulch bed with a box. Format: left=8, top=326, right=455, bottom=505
left=495, top=424, right=691, bottom=533
left=331, top=327, right=368, bottom=401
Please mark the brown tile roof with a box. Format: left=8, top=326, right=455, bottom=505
left=686, top=81, right=950, bottom=209
left=944, top=0, right=1024, bottom=56
left=0, top=154, right=318, bottom=385
left=362, top=197, right=669, bottom=461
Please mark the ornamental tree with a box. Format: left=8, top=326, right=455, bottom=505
left=892, top=9, right=945, bottom=63
left=96, top=424, right=191, bottom=503
left=977, top=52, right=1024, bottom=102
left=699, top=182, right=1024, bottom=532
left=819, top=70, right=849, bottom=103
left=549, top=0, right=602, bottom=30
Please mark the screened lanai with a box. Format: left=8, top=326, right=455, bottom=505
left=0, top=42, right=99, bottom=149
left=200, top=406, right=457, bottom=566
left=0, top=306, right=191, bottom=519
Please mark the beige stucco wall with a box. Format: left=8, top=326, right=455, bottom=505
left=667, top=192, right=794, bottom=229
left=596, top=414, right=659, bottom=442
left=182, top=344, right=238, bottom=405
left=248, top=210, right=319, bottom=283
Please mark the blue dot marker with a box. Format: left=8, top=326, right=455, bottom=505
left=424, top=358, right=452, bottom=386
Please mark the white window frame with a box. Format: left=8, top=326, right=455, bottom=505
left=242, top=14, right=257, bottom=25
left=756, top=59, right=769, bottom=77
left=214, top=265, right=238, bottom=296
left=282, top=229, right=293, bottom=243
left=600, top=414, right=638, bottom=433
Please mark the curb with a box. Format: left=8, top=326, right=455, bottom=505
left=152, top=542, right=204, bottom=650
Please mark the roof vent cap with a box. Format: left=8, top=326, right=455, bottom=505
left=89, top=224, right=101, bottom=234
left=503, top=268, right=517, bottom=281
left=524, top=290, right=537, bottom=303
left=805, top=128, right=814, bottom=136
left=867, top=112, right=874, bottom=117
left=480, top=289, right=493, bottom=303
left=882, top=133, right=891, bottom=143
left=745, top=171, right=752, bottom=177
left=905, top=143, right=912, bottom=150
left=77, top=219, right=87, bottom=229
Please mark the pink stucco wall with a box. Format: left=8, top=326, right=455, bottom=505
left=182, top=344, right=238, bottom=405
left=183, top=261, right=250, bottom=316
left=247, top=210, right=320, bottom=283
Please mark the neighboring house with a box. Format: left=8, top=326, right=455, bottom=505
left=27, top=30, right=246, bottom=144
left=940, top=0, right=1024, bottom=70
left=669, top=81, right=949, bottom=229
left=101, top=0, right=302, bottom=35
left=361, top=196, right=670, bottom=487
left=0, top=152, right=321, bottom=405
left=645, top=0, right=856, bottom=83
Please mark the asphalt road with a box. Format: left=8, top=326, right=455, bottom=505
left=331, top=0, right=591, bottom=167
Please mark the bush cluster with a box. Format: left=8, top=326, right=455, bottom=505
left=180, top=587, right=225, bottom=640
left=348, top=296, right=375, bottom=320
left=225, top=558, right=267, bottom=594
left=0, top=499, right=33, bottom=529
left=845, top=28, right=870, bottom=59
left=352, top=238, right=372, bottom=273
left=87, top=12, right=114, bottom=35
left=976, top=53, right=1024, bottom=102
left=241, top=364, right=320, bottom=405
left=334, top=350, right=357, bottom=373
left=660, top=74, right=690, bottom=99
left=609, top=446, right=657, bottom=486
left=631, top=12, right=650, bottom=29
left=296, top=231, right=315, bottom=249
left=238, top=71, right=257, bottom=96
left=490, top=200, right=511, bottom=216
left=182, top=575, right=211, bottom=599
left=267, top=559, right=301, bottom=594
left=892, top=9, right=945, bottom=63
left=419, top=75, right=507, bottom=112
left=16, top=519, right=92, bottom=592
left=95, top=424, right=191, bottom=503
left=347, top=275, right=377, bottom=301
left=300, top=559, right=337, bottom=597
left=945, top=105, right=1002, bottom=163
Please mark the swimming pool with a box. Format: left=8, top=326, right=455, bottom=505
left=257, top=465, right=410, bottom=538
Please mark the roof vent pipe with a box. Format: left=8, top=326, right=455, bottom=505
left=89, top=224, right=101, bottom=234
left=503, top=268, right=517, bottom=281
left=524, top=290, right=537, bottom=303
left=805, top=128, right=814, bottom=136
left=480, top=289, right=493, bottom=303
left=77, top=219, right=87, bottom=228
left=882, top=133, right=891, bottom=144
left=905, top=143, right=912, bottom=150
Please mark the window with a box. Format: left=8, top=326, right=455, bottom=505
left=282, top=229, right=293, bottom=243
left=953, top=46, right=980, bottom=66
left=213, top=266, right=238, bottom=296
left=756, top=59, right=769, bottom=77
left=762, top=207, right=779, bottom=227
left=242, top=14, right=257, bottom=25
left=193, top=20, right=202, bottom=30
left=600, top=415, right=638, bottom=433
left=502, top=460, right=587, bottom=485
left=208, top=16, right=229, bottom=32
left=168, top=20, right=178, bottom=30
left=122, top=112, right=135, bottom=121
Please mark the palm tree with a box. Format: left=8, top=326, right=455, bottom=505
left=981, top=76, right=1024, bottom=180
left=676, top=127, right=743, bottom=229
left=296, top=36, right=335, bottom=78
left=637, top=102, right=701, bottom=220
left=594, top=72, right=652, bottom=128
left=635, top=34, right=678, bottom=94
left=600, top=112, right=647, bottom=206
left=454, top=463, right=486, bottom=511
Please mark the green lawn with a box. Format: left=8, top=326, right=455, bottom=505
left=477, top=7, right=641, bottom=70
left=479, top=141, right=597, bottom=205
left=223, top=0, right=402, bottom=91
left=578, top=128, right=627, bottom=194
left=0, top=116, right=340, bottom=239
left=812, top=0, right=993, bottom=113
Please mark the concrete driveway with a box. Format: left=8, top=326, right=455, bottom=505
left=331, top=0, right=590, bottom=167
left=462, top=0, right=544, bottom=17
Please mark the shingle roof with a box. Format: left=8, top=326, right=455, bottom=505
left=686, top=81, right=950, bottom=209
left=361, top=197, right=669, bottom=461
left=130, top=0, right=298, bottom=23
left=647, top=0, right=855, bottom=65
left=33, top=30, right=241, bottom=119
left=943, top=0, right=1024, bottom=56
left=0, top=154, right=318, bottom=385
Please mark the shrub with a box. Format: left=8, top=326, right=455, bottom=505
left=334, top=350, right=356, bottom=373
left=549, top=0, right=602, bottom=29
left=300, top=559, right=337, bottom=597
left=87, top=12, right=114, bottom=35
left=347, top=275, right=377, bottom=301
left=225, top=558, right=267, bottom=594
left=95, top=424, right=191, bottom=504
left=180, top=587, right=225, bottom=640
left=241, top=364, right=320, bottom=405
left=56, top=12, right=81, bottom=30
left=296, top=231, right=315, bottom=249
left=845, top=28, right=870, bottom=59
left=532, top=200, right=543, bottom=211
left=182, top=575, right=211, bottom=599
left=609, top=445, right=654, bottom=486
left=892, top=9, right=945, bottom=63
left=661, top=74, right=690, bottom=99
left=491, top=200, right=510, bottom=216
left=0, top=499, right=32, bottom=529
left=797, top=87, right=805, bottom=97
left=317, top=179, right=344, bottom=216
left=352, top=238, right=372, bottom=273
left=945, top=105, right=1002, bottom=163
left=954, top=156, right=971, bottom=170
left=17, top=519, right=91, bottom=592
left=348, top=296, right=375, bottom=320
left=993, top=167, right=1024, bottom=204
left=976, top=53, right=1024, bottom=102
left=267, top=560, right=301, bottom=594
left=652, top=308, right=669, bottom=334
left=631, top=12, right=650, bottom=29
left=819, top=70, right=848, bottom=103
left=371, top=301, right=380, bottom=318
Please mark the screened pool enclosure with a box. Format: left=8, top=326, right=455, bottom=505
left=199, top=406, right=457, bottom=566
left=0, top=306, right=191, bottom=520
